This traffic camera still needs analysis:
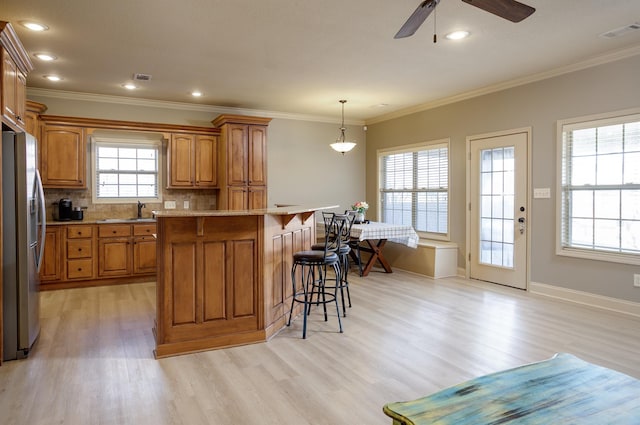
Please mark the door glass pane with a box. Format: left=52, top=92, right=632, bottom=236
left=479, top=146, right=515, bottom=268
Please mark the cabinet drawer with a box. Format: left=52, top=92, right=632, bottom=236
left=67, top=259, right=93, bottom=279
left=99, top=224, right=132, bottom=237
left=67, top=239, right=92, bottom=259
left=133, top=224, right=156, bottom=236
left=67, top=225, right=93, bottom=239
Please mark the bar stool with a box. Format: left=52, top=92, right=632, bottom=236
left=311, top=213, right=355, bottom=316
left=287, top=213, right=344, bottom=339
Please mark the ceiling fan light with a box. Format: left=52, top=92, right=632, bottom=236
left=445, top=30, right=470, bottom=40
left=43, top=75, right=62, bottom=81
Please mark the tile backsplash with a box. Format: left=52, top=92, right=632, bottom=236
left=45, top=188, right=217, bottom=221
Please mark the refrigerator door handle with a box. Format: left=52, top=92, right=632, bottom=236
left=35, top=169, right=46, bottom=273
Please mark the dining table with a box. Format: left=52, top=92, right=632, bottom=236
left=349, top=221, right=419, bottom=276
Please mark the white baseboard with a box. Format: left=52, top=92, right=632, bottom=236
left=529, top=281, right=640, bottom=318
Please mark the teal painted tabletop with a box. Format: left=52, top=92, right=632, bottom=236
left=383, top=353, right=640, bottom=424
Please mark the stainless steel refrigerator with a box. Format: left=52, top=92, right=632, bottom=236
left=2, top=131, right=46, bottom=361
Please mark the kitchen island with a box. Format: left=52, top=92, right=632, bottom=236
left=153, top=205, right=336, bottom=358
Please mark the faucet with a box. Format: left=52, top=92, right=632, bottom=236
left=137, top=200, right=146, bottom=218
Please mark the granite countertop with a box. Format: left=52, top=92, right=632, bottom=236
left=152, top=204, right=339, bottom=218
left=47, top=218, right=156, bottom=225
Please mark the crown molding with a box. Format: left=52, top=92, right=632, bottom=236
left=366, top=44, right=640, bottom=125
left=26, top=88, right=365, bottom=126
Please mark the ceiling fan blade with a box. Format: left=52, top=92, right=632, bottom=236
left=394, top=0, right=441, bottom=39
left=461, top=0, right=535, bottom=22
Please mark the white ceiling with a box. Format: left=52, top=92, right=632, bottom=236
left=3, top=0, right=640, bottom=122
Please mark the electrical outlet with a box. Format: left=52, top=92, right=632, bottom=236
left=634, top=274, right=640, bottom=288
left=183, top=200, right=190, bottom=209
left=164, top=200, right=176, bottom=209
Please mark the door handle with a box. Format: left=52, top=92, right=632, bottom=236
left=517, top=217, right=525, bottom=234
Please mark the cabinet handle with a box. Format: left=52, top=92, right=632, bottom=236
left=112, top=230, right=117, bottom=234
left=78, top=248, right=82, bottom=252
left=77, top=268, right=82, bottom=271
left=77, top=231, right=82, bottom=235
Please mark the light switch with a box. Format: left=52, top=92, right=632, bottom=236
left=533, top=188, right=551, bottom=199
left=164, top=200, right=176, bottom=209
left=183, top=200, right=190, bottom=209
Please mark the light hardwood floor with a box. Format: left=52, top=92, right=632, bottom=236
left=1, top=270, right=639, bottom=424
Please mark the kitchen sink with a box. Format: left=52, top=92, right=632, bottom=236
left=96, top=218, right=156, bottom=223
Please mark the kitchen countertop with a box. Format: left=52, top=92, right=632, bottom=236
left=47, top=218, right=157, bottom=225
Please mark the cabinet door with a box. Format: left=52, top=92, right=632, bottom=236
left=15, top=71, right=26, bottom=128
left=249, top=186, right=267, bottom=210
left=41, top=125, right=86, bottom=188
left=40, top=227, right=62, bottom=282
left=228, top=186, right=248, bottom=210
left=98, top=238, right=131, bottom=277
left=133, top=237, right=156, bottom=274
left=169, top=134, right=195, bottom=187
left=195, top=134, right=218, bottom=188
left=248, top=125, right=267, bottom=186
left=227, top=124, right=248, bottom=186
left=2, top=49, right=19, bottom=126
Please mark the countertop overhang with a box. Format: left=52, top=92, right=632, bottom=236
left=152, top=204, right=339, bottom=230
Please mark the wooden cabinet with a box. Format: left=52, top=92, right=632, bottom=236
left=212, top=115, right=271, bottom=210
left=1, top=21, right=33, bottom=132
left=155, top=215, right=263, bottom=358
left=65, top=225, right=95, bottom=280
left=39, top=227, right=62, bottom=282
left=98, top=224, right=132, bottom=277
left=25, top=100, right=47, bottom=139
left=168, top=133, right=218, bottom=189
left=133, top=224, right=156, bottom=274
left=40, top=124, right=86, bottom=188
left=40, top=222, right=156, bottom=289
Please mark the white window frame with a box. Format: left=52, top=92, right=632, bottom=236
left=91, top=135, right=163, bottom=205
left=556, top=107, right=640, bottom=265
left=377, top=138, right=450, bottom=241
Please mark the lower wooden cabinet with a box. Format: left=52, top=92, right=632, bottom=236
left=40, top=222, right=156, bottom=289
left=65, top=225, right=95, bottom=281
left=39, top=227, right=62, bottom=282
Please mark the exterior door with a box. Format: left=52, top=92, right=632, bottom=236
left=468, top=130, right=529, bottom=289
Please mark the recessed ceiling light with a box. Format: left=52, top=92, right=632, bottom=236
left=122, top=83, right=137, bottom=90
left=191, top=91, right=203, bottom=97
left=445, top=30, right=470, bottom=40
left=21, top=21, right=49, bottom=31
left=34, top=53, right=57, bottom=61
left=43, top=75, right=62, bottom=81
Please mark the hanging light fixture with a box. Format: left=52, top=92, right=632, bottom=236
left=330, top=100, right=356, bottom=154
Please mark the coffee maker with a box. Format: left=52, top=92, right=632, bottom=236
left=53, top=198, right=73, bottom=221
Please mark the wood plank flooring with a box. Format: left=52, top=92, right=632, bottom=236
left=1, top=270, right=639, bottom=424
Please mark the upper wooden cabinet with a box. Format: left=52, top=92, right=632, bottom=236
left=213, top=115, right=271, bottom=210
left=168, top=133, right=218, bottom=189
left=1, top=21, right=34, bottom=131
left=25, top=100, right=47, bottom=139
left=40, top=124, right=86, bottom=188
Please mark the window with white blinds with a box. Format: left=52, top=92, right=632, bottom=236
left=379, top=139, right=449, bottom=239
left=558, top=110, right=640, bottom=264
left=92, top=138, right=161, bottom=203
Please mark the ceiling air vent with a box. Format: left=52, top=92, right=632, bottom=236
left=600, top=22, right=640, bottom=38
left=133, top=73, right=152, bottom=81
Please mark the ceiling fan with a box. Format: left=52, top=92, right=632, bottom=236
left=394, top=0, right=535, bottom=39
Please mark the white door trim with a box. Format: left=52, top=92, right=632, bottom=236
left=465, top=127, right=532, bottom=289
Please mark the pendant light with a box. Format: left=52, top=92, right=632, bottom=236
left=330, top=100, right=356, bottom=154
